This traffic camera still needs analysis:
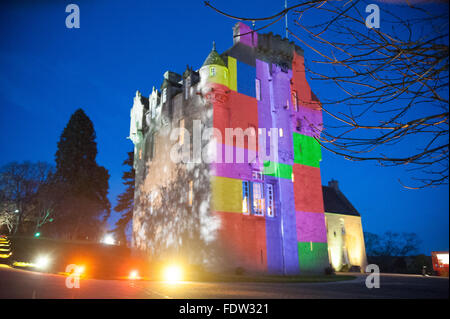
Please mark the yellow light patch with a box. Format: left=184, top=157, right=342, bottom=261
left=227, top=56, right=237, bottom=91
left=13, top=261, right=35, bottom=268
left=211, top=176, right=243, bottom=213
left=202, top=64, right=229, bottom=87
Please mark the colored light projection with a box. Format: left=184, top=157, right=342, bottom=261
left=131, top=22, right=332, bottom=274
left=210, top=23, right=329, bottom=274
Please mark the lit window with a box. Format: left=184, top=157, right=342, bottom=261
left=139, top=148, right=142, bottom=160
left=188, top=181, right=193, bottom=206
left=292, top=91, right=298, bottom=111
left=255, top=79, right=261, bottom=101
left=252, top=182, right=265, bottom=216
left=266, top=184, right=275, bottom=217
left=242, top=181, right=250, bottom=214
left=210, top=67, right=216, bottom=77
left=179, top=119, right=185, bottom=145
left=279, top=128, right=283, bottom=137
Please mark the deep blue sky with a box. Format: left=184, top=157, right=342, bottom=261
left=0, top=0, right=448, bottom=254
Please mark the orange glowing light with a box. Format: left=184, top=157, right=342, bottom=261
left=129, top=270, right=140, bottom=280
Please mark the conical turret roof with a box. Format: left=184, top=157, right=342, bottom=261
left=202, top=42, right=226, bottom=67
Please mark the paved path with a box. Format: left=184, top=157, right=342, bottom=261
left=0, top=266, right=447, bottom=299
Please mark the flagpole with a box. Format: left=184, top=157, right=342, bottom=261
left=285, top=0, right=288, bottom=39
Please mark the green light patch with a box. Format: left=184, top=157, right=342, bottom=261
left=297, top=242, right=329, bottom=272
left=293, top=133, right=321, bottom=167
left=263, top=161, right=293, bottom=179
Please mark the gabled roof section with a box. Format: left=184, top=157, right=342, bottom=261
left=322, top=185, right=360, bottom=217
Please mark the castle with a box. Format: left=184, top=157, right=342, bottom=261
left=129, top=23, right=367, bottom=274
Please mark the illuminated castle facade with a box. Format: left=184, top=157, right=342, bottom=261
left=129, top=23, right=367, bottom=274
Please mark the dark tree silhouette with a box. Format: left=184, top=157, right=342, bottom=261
left=53, top=109, right=110, bottom=240
left=113, top=151, right=135, bottom=246
left=364, top=231, right=421, bottom=257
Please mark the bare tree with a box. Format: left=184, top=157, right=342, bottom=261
left=0, top=202, right=17, bottom=234
left=0, top=161, right=54, bottom=234
left=364, top=231, right=421, bottom=256
left=205, top=0, right=449, bottom=188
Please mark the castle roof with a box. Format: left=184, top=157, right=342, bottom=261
left=202, top=42, right=226, bottom=67
left=322, top=184, right=360, bottom=217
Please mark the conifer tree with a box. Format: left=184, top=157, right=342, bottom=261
left=53, top=109, right=110, bottom=239
left=113, top=151, right=135, bottom=246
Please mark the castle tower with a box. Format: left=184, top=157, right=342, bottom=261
left=199, top=42, right=230, bottom=104
left=129, top=22, right=347, bottom=274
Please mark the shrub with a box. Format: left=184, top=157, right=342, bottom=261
left=324, top=266, right=335, bottom=275
left=235, top=267, right=245, bottom=276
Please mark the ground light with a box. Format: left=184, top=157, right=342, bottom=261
left=74, top=265, right=85, bottom=275
left=163, top=264, right=183, bottom=283
left=34, top=232, right=41, bottom=238
left=34, top=255, right=50, bottom=270
left=128, top=270, right=140, bottom=280
left=102, top=234, right=115, bottom=245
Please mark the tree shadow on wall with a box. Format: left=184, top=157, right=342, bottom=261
left=137, top=162, right=223, bottom=268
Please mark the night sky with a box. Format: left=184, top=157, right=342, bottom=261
left=0, top=0, right=448, bottom=254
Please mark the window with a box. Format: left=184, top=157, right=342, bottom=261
left=296, top=119, right=302, bottom=131
left=139, top=148, right=142, bottom=160
left=242, top=181, right=250, bottom=214
left=279, top=128, right=284, bottom=137
left=255, top=79, right=261, bottom=101
left=184, top=78, right=191, bottom=100
left=242, top=179, right=274, bottom=217
left=150, top=99, right=156, bottom=118
left=252, top=170, right=263, bottom=181
left=266, top=184, right=275, bottom=217
left=146, top=133, right=155, bottom=162
left=179, top=118, right=185, bottom=145
left=210, top=67, right=216, bottom=77
left=292, top=91, right=298, bottom=111
left=252, top=182, right=265, bottom=216
left=162, top=88, right=167, bottom=103
left=188, top=180, right=193, bottom=206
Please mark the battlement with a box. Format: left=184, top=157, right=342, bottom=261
left=225, top=22, right=303, bottom=68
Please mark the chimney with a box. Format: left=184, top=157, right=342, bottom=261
left=328, top=179, right=339, bottom=191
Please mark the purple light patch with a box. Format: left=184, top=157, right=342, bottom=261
left=211, top=143, right=262, bottom=180
left=295, top=211, right=327, bottom=243
left=291, top=107, right=323, bottom=138
left=236, top=22, right=258, bottom=48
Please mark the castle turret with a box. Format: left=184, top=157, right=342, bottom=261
left=199, top=42, right=230, bottom=104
